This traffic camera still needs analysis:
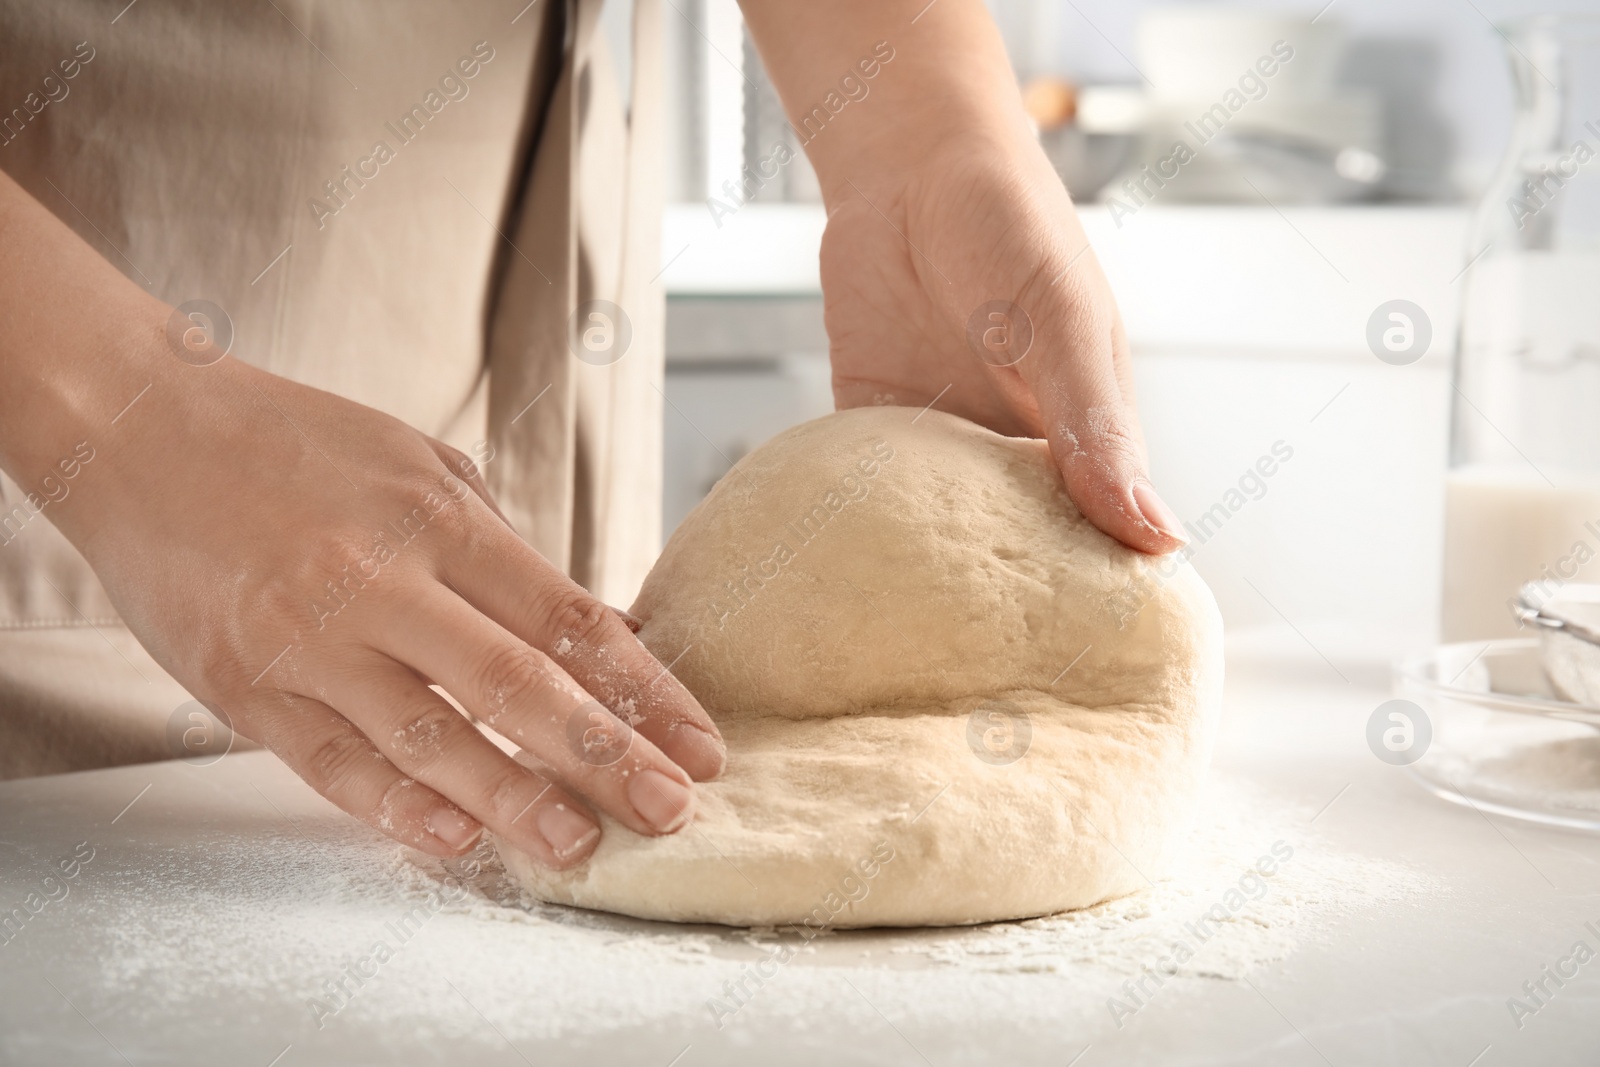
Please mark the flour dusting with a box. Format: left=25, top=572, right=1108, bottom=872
left=85, top=771, right=1430, bottom=1050
left=883, top=774, right=1430, bottom=982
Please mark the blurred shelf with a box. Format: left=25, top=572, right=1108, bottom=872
left=661, top=202, right=1471, bottom=363
left=665, top=295, right=825, bottom=362
left=660, top=203, right=825, bottom=296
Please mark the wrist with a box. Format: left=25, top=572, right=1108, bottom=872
left=0, top=170, right=173, bottom=496
left=817, top=108, right=1032, bottom=199
left=742, top=1, right=1039, bottom=208
left=2, top=297, right=180, bottom=545
left=800, top=55, right=1055, bottom=213
left=0, top=297, right=167, bottom=482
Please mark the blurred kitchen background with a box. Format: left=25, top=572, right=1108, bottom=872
left=606, top=0, right=1600, bottom=656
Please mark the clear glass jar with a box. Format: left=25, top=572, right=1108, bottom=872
left=1443, top=15, right=1600, bottom=641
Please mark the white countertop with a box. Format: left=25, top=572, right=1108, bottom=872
left=2, top=625, right=1596, bottom=1066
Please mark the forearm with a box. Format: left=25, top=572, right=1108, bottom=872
left=0, top=168, right=168, bottom=510
left=738, top=0, right=1038, bottom=201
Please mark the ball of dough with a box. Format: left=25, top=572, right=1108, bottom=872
left=500, top=408, right=1223, bottom=927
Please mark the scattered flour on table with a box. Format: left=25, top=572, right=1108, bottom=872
left=881, top=774, right=1431, bottom=980
left=88, top=772, right=1433, bottom=1047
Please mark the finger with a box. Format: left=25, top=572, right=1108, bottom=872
left=609, top=605, right=643, bottom=633
left=440, top=522, right=725, bottom=780
left=247, top=689, right=486, bottom=859
left=379, top=585, right=700, bottom=837
left=1108, top=310, right=1142, bottom=413
left=427, top=439, right=512, bottom=526
left=313, top=653, right=606, bottom=868
left=1019, top=288, right=1186, bottom=555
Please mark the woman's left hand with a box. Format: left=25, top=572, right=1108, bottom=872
left=818, top=134, right=1187, bottom=556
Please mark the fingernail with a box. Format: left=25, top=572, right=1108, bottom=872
left=609, top=605, right=643, bottom=633
left=628, top=768, right=694, bottom=833
left=537, top=804, right=601, bottom=860
left=661, top=722, right=726, bottom=780
left=1132, top=482, right=1188, bottom=544
left=427, top=807, right=484, bottom=851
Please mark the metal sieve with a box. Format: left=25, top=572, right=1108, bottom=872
left=1515, top=583, right=1600, bottom=707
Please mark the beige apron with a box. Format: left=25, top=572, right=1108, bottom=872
left=0, top=0, right=663, bottom=777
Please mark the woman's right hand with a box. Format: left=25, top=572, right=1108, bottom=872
left=45, top=306, right=724, bottom=868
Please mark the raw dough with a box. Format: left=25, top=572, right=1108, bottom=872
left=500, top=408, right=1223, bottom=927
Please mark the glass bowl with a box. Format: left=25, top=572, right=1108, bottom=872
left=1398, top=639, right=1600, bottom=831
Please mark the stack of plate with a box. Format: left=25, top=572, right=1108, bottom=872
left=1076, top=9, right=1384, bottom=204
